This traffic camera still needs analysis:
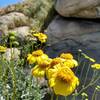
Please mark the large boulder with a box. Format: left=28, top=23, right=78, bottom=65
left=0, top=12, right=30, bottom=33
left=0, top=12, right=31, bottom=41
left=46, top=16, right=100, bottom=61
left=55, top=0, right=100, bottom=18
left=45, top=16, right=100, bottom=99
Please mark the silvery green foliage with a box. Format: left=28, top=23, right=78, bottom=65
left=0, top=59, right=46, bottom=100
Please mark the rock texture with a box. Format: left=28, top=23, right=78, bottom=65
left=0, top=0, right=55, bottom=41
left=46, top=16, right=100, bottom=61
left=9, top=26, right=30, bottom=40
left=55, top=0, right=100, bottom=18
left=45, top=17, right=100, bottom=99
left=0, top=0, right=55, bottom=30
left=3, top=48, right=20, bottom=62
left=0, top=12, right=31, bottom=41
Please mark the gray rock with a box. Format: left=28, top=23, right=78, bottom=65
left=0, top=12, right=32, bottom=41
left=9, top=26, right=30, bottom=41
left=55, top=0, right=100, bottom=18
left=3, top=48, right=20, bottom=62
left=45, top=16, right=100, bottom=99
left=0, top=12, right=30, bottom=34
left=46, top=16, right=100, bottom=61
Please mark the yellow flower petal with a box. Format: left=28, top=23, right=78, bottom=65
left=72, top=59, right=78, bottom=67
left=47, top=66, right=79, bottom=96
left=50, top=57, right=65, bottom=68
left=53, top=78, right=76, bottom=96
left=63, top=59, right=78, bottom=68
left=32, top=50, right=44, bottom=56
left=49, top=78, right=56, bottom=87
left=27, top=54, right=36, bottom=64
left=91, top=63, right=100, bottom=70
left=0, top=45, right=7, bottom=53
left=31, top=65, right=45, bottom=77
left=33, top=33, right=47, bottom=43
left=60, top=53, right=73, bottom=60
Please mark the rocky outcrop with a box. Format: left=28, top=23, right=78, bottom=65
left=46, top=16, right=100, bottom=61
left=55, top=0, right=100, bottom=18
left=0, top=12, right=30, bottom=31
left=0, top=0, right=55, bottom=31
left=0, top=12, right=31, bottom=41
left=0, top=0, right=55, bottom=42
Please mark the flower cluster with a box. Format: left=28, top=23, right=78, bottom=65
left=27, top=50, right=79, bottom=96
left=33, top=33, right=47, bottom=43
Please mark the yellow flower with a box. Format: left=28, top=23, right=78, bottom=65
left=60, top=53, right=78, bottom=68
left=37, top=58, right=52, bottom=66
left=60, top=53, right=73, bottom=59
left=63, top=59, right=78, bottom=68
left=32, top=50, right=44, bottom=56
left=27, top=50, right=48, bottom=64
left=31, top=58, right=52, bottom=77
left=33, top=33, right=47, bottom=43
left=31, top=65, right=45, bottom=77
left=91, top=63, right=100, bottom=70
left=50, top=57, right=65, bottom=68
left=47, top=64, right=79, bottom=96
left=49, top=57, right=78, bottom=69
left=27, top=54, right=36, bottom=64
left=0, top=45, right=7, bottom=53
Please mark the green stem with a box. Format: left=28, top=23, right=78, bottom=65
left=0, top=54, right=3, bottom=80
left=72, top=95, right=76, bottom=100
left=64, top=96, right=68, bottom=100
left=78, top=75, right=100, bottom=96
left=92, top=89, right=96, bottom=100
left=83, top=63, right=91, bottom=87
left=2, top=66, right=9, bottom=99
left=90, top=70, right=96, bottom=83
left=75, top=60, right=82, bottom=75
left=79, top=61, right=86, bottom=79
left=95, top=93, right=97, bottom=100
left=75, top=51, right=81, bottom=74
left=82, top=96, right=84, bottom=100
left=8, top=61, right=16, bottom=100
left=0, top=55, right=10, bottom=99
left=51, top=93, right=54, bottom=100
left=56, top=95, right=59, bottom=100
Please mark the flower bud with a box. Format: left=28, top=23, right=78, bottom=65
left=12, top=41, right=19, bottom=46
left=9, top=36, right=16, bottom=41
left=9, top=32, right=15, bottom=36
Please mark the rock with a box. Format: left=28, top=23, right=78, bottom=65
left=45, top=16, right=100, bottom=62
left=0, top=12, right=31, bottom=41
left=9, top=26, right=30, bottom=41
left=55, top=0, right=100, bottom=18
left=0, top=12, right=30, bottom=32
left=45, top=16, right=100, bottom=99
left=0, top=0, right=55, bottom=31
left=3, top=48, right=20, bottom=62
